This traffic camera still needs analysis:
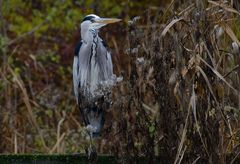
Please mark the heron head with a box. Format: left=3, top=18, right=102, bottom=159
left=81, top=14, right=121, bottom=32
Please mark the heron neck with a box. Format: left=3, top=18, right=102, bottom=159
left=81, top=29, right=99, bottom=43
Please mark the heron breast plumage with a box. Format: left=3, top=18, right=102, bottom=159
left=76, top=38, right=113, bottom=100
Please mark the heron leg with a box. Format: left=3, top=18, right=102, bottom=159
left=85, top=126, right=98, bottom=162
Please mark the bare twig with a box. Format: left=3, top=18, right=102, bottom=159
left=198, top=55, right=238, bottom=94
left=231, top=149, right=240, bottom=164
left=223, top=65, right=240, bottom=78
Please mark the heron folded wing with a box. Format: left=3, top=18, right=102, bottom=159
left=96, top=40, right=114, bottom=82
left=73, top=56, right=80, bottom=104
left=78, top=43, right=92, bottom=89
left=73, top=40, right=83, bottom=104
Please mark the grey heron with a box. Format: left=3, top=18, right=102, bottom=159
left=73, top=14, right=121, bottom=139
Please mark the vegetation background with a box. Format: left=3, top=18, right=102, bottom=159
left=0, top=0, right=240, bottom=163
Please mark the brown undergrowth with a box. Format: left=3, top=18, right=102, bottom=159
left=0, top=0, right=240, bottom=163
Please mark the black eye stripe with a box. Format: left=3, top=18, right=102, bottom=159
left=82, top=16, right=95, bottom=22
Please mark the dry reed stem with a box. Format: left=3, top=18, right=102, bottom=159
left=49, top=133, right=66, bottom=154
left=174, top=97, right=192, bottom=164
left=57, top=116, right=65, bottom=153
left=9, top=66, right=49, bottom=152
left=208, top=0, right=240, bottom=15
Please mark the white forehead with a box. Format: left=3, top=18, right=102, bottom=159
left=80, top=14, right=100, bottom=30
left=86, top=14, right=100, bottom=18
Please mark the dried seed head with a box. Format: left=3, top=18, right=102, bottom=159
left=136, top=57, right=145, bottom=65
left=128, top=16, right=141, bottom=25
left=214, top=25, right=224, bottom=40
left=232, top=42, right=240, bottom=55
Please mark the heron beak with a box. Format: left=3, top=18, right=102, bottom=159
left=94, top=18, right=122, bottom=24
left=90, top=18, right=121, bottom=30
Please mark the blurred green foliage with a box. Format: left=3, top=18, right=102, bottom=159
left=3, top=0, right=125, bottom=39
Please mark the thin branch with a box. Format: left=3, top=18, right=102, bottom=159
left=223, top=65, right=240, bottom=78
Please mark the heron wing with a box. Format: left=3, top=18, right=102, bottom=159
left=96, top=40, right=114, bottom=81
left=73, top=41, right=82, bottom=104
left=78, top=43, right=93, bottom=96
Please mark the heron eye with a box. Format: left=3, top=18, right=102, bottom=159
left=90, top=19, right=95, bottom=23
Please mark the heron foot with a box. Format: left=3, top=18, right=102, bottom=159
left=85, top=146, right=97, bottom=162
